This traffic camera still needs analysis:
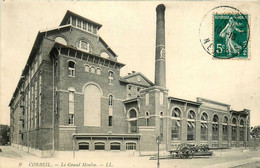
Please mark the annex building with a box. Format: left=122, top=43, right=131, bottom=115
left=9, top=4, right=250, bottom=157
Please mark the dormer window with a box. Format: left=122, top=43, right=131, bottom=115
left=88, top=24, right=92, bottom=32
left=101, top=52, right=109, bottom=59
left=77, top=19, right=81, bottom=28
left=93, top=26, right=97, bottom=34
left=77, top=41, right=92, bottom=53
left=55, top=37, right=67, bottom=46
left=83, top=22, right=87, bottom=30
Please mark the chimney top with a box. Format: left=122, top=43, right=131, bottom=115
left=156, top=4, right=165, bottom=12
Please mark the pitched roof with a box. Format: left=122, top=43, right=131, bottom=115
left=60, top=10, right=102, bottom=29
left=120, top=72, right=154, bottom=86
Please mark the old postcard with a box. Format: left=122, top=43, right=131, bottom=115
left=1, top=1, right=260, bottom=168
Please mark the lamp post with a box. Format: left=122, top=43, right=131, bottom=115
left=156, top=136, right=162, bottom=168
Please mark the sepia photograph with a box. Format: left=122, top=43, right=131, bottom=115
left=0, top=1, right=260, bottom=168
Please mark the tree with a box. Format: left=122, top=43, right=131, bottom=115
left=250, top=126, right=260, bottom=139
left=0, top=125, right=10, bottom=145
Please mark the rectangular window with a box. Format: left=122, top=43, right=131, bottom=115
left=34, top=81, right=37, bottom=129
left=72, top=17, right=76, bottom=26
left=39, top=95, right=41, bottom=128
left=171, top=120, right=180, bottom=140
left=69, top=91, right=74, bottom=125
left=93, top=26, right=97, bottom=34
left=88, top=24, right=92, bottom=32
left=25, top=94, right=28, bottom=130
left=109, top=116, right=113, bottom=126
left=68, top=68, right=75, bottom=77
left=223, top=125, right=228, bottom=141
left=39, top=74, right=42, bottom=95
left=108, top=71, right=114, bottom=84
left=187, top=121, right=195, bottom=141
left=212, top=124, right=219, bottom=141
left=232, top=126, right=237, bottom=141
left=201, top=123, right=208, bottom=141
left=28, top=90, right=30, bottom=129
left=83, top=22, right=87, bottom=30
left=77, top=19, right=81, bottom=28
left=110, top=143, right=120, bottom=150
left=69, top=114, right=74, bottom=125
left=145, top=93, right=149, bottom=105
left=126, top=143, right=136, bottom=150
left=31, top=85, right=34, bottom=129
left=239, top=127, right=244, bottom=141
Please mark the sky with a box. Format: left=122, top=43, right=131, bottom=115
left=1, top=1, right=260, bottom=127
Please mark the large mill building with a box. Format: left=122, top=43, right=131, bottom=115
left=9, top=4, right=250, bottom=157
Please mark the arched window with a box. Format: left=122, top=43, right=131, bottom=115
left=96, top=68, right=101, bottom=75
left=108, top=95, right=113, bottom=127
left=55, top=36, right=67, bottom=45
left=85, top=65, right=90, bottom=72
left=145, top=112, right=150, bottom=126
left=128, top=109, right=137, bottom=133
left=171, top=108, right=181, bottom=140
left=100, top=52, right=109, bottom=59
left=108, top=71, right=114, bottom=84
left=239, top=119, right=245, bottom=141
left=84, top=84, right=101, bottom=126
left=201, top=113, right=208, bottom=141
left=108, top=95, right=113, bottom=106
left=110, top=142, right=121, bottom=150
left=68, top=61, right=75, bottom=77
left=223, top=116, right=228, bottom=141
left=90, top=66, right=95, bottom=73
left=94, top=142, right=105, bottom=150
left=232, top=118, right=237, bottom=141
left=78, top=142, right=89, bottom=150
left=77, top=40, right=92, bottom=53
left=187, top=110, right=196, bottom=141
left=212, top=115, right=219, bottom=141
left=126, top=142, right=136, bottom=150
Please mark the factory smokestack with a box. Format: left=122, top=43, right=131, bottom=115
left=154, top=4, right=166, bottom=88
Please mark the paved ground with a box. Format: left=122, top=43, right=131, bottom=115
left=0, top=146, right=260, bottom=168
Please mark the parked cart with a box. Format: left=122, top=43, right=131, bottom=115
left=169, top=144, right=213, bottom=159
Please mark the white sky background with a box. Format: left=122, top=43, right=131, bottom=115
left=1, top=1, right=259, bottom=126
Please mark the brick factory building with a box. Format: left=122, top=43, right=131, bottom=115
left=9, top=4, right=250, bottom=157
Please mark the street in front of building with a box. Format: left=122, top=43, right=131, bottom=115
left=0, top=145, right=260, bottom=168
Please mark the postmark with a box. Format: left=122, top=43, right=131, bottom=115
left=199, top=6, right=250, bottom=59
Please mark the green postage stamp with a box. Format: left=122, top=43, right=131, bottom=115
left=214, top=14, right=249, bottom=59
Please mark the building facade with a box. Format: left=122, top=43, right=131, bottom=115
left=9, top=5, right=250, bottom=157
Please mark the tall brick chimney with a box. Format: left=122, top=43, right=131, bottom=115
left=154, top=4, right=166, bottom=88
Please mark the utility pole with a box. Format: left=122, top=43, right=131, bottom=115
left=156, top=136, right=162, bottom=168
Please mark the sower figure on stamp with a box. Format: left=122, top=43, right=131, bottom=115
left=219, top=17, right=244, bottom=56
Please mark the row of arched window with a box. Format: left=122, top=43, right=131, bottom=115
left=85, top=65, right=102, bottom=75
left=55, top=37, right=111, bottom=59
left=78, top=142, right=136, bottom=150
left=67, top=61, right=114, bottom=84
left=171, top=107, right=246, bottom=142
